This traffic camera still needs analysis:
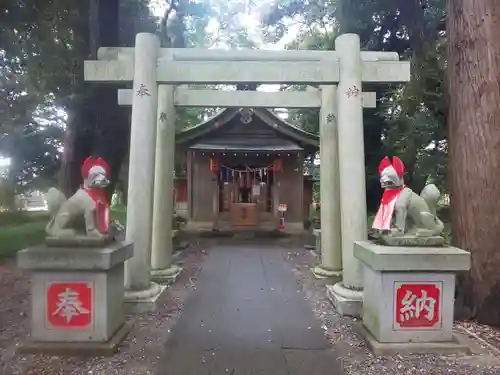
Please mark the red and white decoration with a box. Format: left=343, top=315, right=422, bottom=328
left=46, top=282, right=93, bottom=328
left=278, top=204, right=288, bottom=231
left=86, top=188, right=109, bottom=234
left=372, top=156, right=406, bottom=230
left=277, top=204, right=288, bottom=212
left=393, top=281, right=442, bottom=330
left=81, top=156, right=110, bottom=233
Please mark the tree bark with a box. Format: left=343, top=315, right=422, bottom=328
left=59, top=0, right=128, bottom=198
left=59, top=97, right=94, bottom=197
left=92, top=85, right=130, bottom=197
left=448, top=0, right=500, bottom=325
left=58, top=0, right=96, bottom=197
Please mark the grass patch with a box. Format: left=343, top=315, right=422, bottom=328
left=367, top=213, right=376, bottom=228
left=0, top=221, right=47, bottom=258
left=110, top=206, right=127, bottom=224
left=0, top=210, right=50, bottom=227
left=0, top=211, right=49, bottom=257
left=0, top=207, right=128, bottom=258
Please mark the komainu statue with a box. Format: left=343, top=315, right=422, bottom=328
left=372, top=156, right=444, bottom=245
left=46, top=156, right=111, bottom=239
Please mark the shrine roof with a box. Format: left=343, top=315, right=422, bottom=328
left=175, top=108, right=319, bottom=148
left=189, top=140, right=303, bottom=152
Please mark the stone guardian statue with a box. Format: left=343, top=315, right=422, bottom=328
left=372, top=156, right=444, bottom=246
left=45, top=156, right=111, bottom=240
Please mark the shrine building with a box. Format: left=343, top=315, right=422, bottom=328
left=173, top=108, right=318, bottom=232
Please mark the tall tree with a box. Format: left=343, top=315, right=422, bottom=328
left=448, top=0, right=500, bottom=325
left=59, top=0, right=139, bottom=197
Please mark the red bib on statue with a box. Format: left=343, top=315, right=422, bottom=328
left=372, top=188, right=404, bottom=230
left=85, top=188, right=110, bottom=233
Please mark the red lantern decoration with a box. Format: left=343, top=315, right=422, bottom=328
left=210, top=157, right=219, bottom=172
left=273, top=158, right=282, bottom=172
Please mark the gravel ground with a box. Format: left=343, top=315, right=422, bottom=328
left=0, top=243, right=208, bottom=375
left=3, top=239, right=500, bottom=375
left=283, top=247, right=500, bottom=375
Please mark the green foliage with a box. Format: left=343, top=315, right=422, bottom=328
left=1, top=0, right=88, bottom=98
left=261, top=0, right=448, bottom=205
left=0, top=0, right=72, bottom=190
left=2, top=0, right=449, bottom=209
left=384, top=39, right=447, bottom=191
left=0, top=211, right=49, bottom=257
left=0, top=222, right=47, bottom=257
left=312, top=181, right=320, bottom=203
left=110, top=206, right=127, bottom=225
left=1, top=0, right=260, bottom=194
left=0, top=210, right=50, bottom=226
left=0, top=180, right=17, bottom=210
left=202, top=0, right=259, bottom=49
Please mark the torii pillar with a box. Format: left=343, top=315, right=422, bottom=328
left=116, top=86, right=180, bottom=285
left=313, top=85, right=376, bottom=282
left=326, top=33, right=410, bottom=318
left=149, top=82, right=182, bottom=284
left=118, top=33, right=165, bottom=311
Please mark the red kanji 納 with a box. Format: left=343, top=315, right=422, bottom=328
left=46, top=282, right=93, bottom=328
left=394, top=282, right=441, bottom=329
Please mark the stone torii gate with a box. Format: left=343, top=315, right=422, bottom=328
left=116, top=85, right=376, bottom=278
left=117, top=83, right=376, bottom=292
left=84, top=33, right=410, bottom=315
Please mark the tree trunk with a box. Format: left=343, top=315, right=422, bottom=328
left=92, top=85, right=130, bottom=197
left=448, top=0, right=500, bottom=325
left=59, top=0, right=128, bottom=198
left=58, top=0, right=96, bottom=197
left=59, top=94, right=96, bottom=197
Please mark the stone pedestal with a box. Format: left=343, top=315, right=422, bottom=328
left=312, top=229, right=343, bottom=284
left=124, top=282, right=167, bottom=314
left=151, top=263, right=182, bottom=285
left=326, top=282, right=362, bottom=317
left=314, top=229, right=321, bottom=252
left=151, top=226, right=183, bottom=285
left=353, top=240, right=471, bottom=355
left=17, top=241, right=133, bottom=356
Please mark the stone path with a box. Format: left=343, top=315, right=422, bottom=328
left=156, top=245, right=345, bottom=374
